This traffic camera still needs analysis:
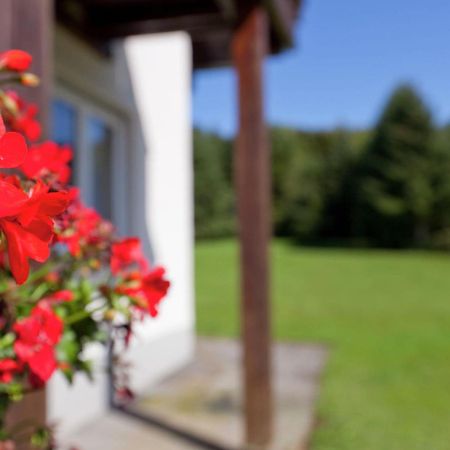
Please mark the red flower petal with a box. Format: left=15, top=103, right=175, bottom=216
left=17, top=181, right=69, bottom=228
left=0, top=116, right=5, bottom=138
left=13, top=316, right=40, bottom=346
left=0, top=219, right=50, bottom=284
left=27, top=344, right=57, bottom=382
left=50, top=290, right=74, bottom=303
left=0, top=358, right=21, bottom=383
left=0, top=50, right=32, bottom=72
left=13, top=340, right=35, bottom=362
left=0, top=132, right=27, bottom=168
left=32, top=304, right=63, bottom=345
left=39, top=191, right=71, bottom=216
left=0, top=180, right=28, bottom=217
left=26, top=218, right=54, bottom=243
left=20, top=141, right=72, bottom=184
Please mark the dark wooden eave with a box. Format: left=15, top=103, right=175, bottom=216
left=55, top=0, right=302, bottom=68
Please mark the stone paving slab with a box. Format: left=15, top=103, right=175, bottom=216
left=62, top=411, right=202, bottom=450
left=135, top=338, right=328, bottom=450
left=62, top=338, right=327, bottom=450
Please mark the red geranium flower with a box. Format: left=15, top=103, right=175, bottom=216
left=0, top=219, right=51, bottom=285
left=13, top=304, right=63, bottom=384
left=15, top=104, right=41, bottom=142
left=0, top=50, right=32, bottom=72
left=41, top=290, right=74, bottom=305
left=0, top=178, right=28, bottom=217
left=0, top=359, right=22, bottom=383
left=3, top=92, right=41, bottom=142
left=141, top=267, right=170, bottom=317
left=116, top=267, right=170, bottom=317
left=57, top=197, right=113, bottom=258
left=20, top=141, right=72, bottom=185
left=0, top=116, right=27, bottom=169
left=51, top=290, right=74, bottom=302
left=16, top=180, right=70, bottom=236
left=110, top=237, right=149, bottom=275
left=0, top=180, right=70, bottom=284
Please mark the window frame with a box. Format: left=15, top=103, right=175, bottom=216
left=53, top=85, right=129, bottom=234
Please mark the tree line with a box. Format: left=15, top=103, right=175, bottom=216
left=194, top=84, right=450, bottom=249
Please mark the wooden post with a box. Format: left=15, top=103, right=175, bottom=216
left=1, top=0, right=54, bottom=134
left=1, top=0, right=53, bottom=442
left=232, top=4, right=273, bottom=448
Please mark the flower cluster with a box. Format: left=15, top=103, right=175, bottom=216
left=0, top=50, right=170, bottom=448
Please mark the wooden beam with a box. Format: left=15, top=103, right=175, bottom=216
left=232, top=4, right=273, bottom=448
left=213, top=0, right=237, bottom=21
left=1, top=1, right=53, bottom=446
left=88, top=13, right=226, bottom=39
left=88, top=1, right=218, bottom=24
left=192, top=29, right=232, bottom=68
left=266, top=0, right=299, bottom=49
left=78, top=0, right=191, bottom=4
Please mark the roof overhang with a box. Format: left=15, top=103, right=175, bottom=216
left=55, top=0, right=302, bottom=68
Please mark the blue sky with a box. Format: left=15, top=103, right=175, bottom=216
left=192, top=0, right=449, bottom=137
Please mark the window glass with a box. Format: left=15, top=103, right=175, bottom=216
left=87, top=116, right=113, bottom=221
left=51, top=99, right=77, bottom=182
left=51, top=98, right=115, bottom=221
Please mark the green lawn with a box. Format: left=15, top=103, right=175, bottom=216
left=195, top=239, right=450, bottom=450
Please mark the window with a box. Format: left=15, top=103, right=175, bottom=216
left=87, top=116, right=113, bottom=220
left=51, top=99, right=78, bottom=183
left=51, top=92, right=127, bottom=229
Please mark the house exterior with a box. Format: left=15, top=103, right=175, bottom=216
left=47, top=26, right=195, bottom=435
left=2, top=1, right=301, bottom=446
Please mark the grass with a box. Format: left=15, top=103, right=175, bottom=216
left=195, top=239, right=450, bottom=450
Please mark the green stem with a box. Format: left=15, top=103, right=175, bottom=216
left=29, top=283, right=49, bottom=302
left=65, top=304, right=106, bottom=325
left=25, top=263, right=53, bottom=284
left=0, top=76, right=21, bottom=86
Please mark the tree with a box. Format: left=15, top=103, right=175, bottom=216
left=356, top=85, right=434, bottom=247
left=271, top=127, right=302, bottom=235
left=274, top=130, right=356, bottom=243
left=193, top=129, right=235, bottom=239
left=428, top=124, right=450, bottom=248
left=318, top=129, right=360, bottom=242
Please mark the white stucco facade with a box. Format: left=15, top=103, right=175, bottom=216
left=47, top=27, right=195, bottom=436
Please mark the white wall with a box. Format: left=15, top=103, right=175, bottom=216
left=48, top=27, right=195, bottom=437
left=124, top=32, right=195, bottom=389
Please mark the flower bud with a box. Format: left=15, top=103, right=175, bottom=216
left=0, top=92, right=18, bottom=115
left=20, top=73, right=40, bottom=87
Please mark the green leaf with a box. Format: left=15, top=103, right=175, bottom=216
left=0, top=333, right=15, bottom=350
left=30, top=427, right=52, bottom=448
left=78, top=360, right=94, bottom=382
left=0, top=382, right=24, bottom=402
left=57, top=330, right=80, bottom=364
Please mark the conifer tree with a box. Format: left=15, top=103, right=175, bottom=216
left=357, top=84, right=433, bottom=247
